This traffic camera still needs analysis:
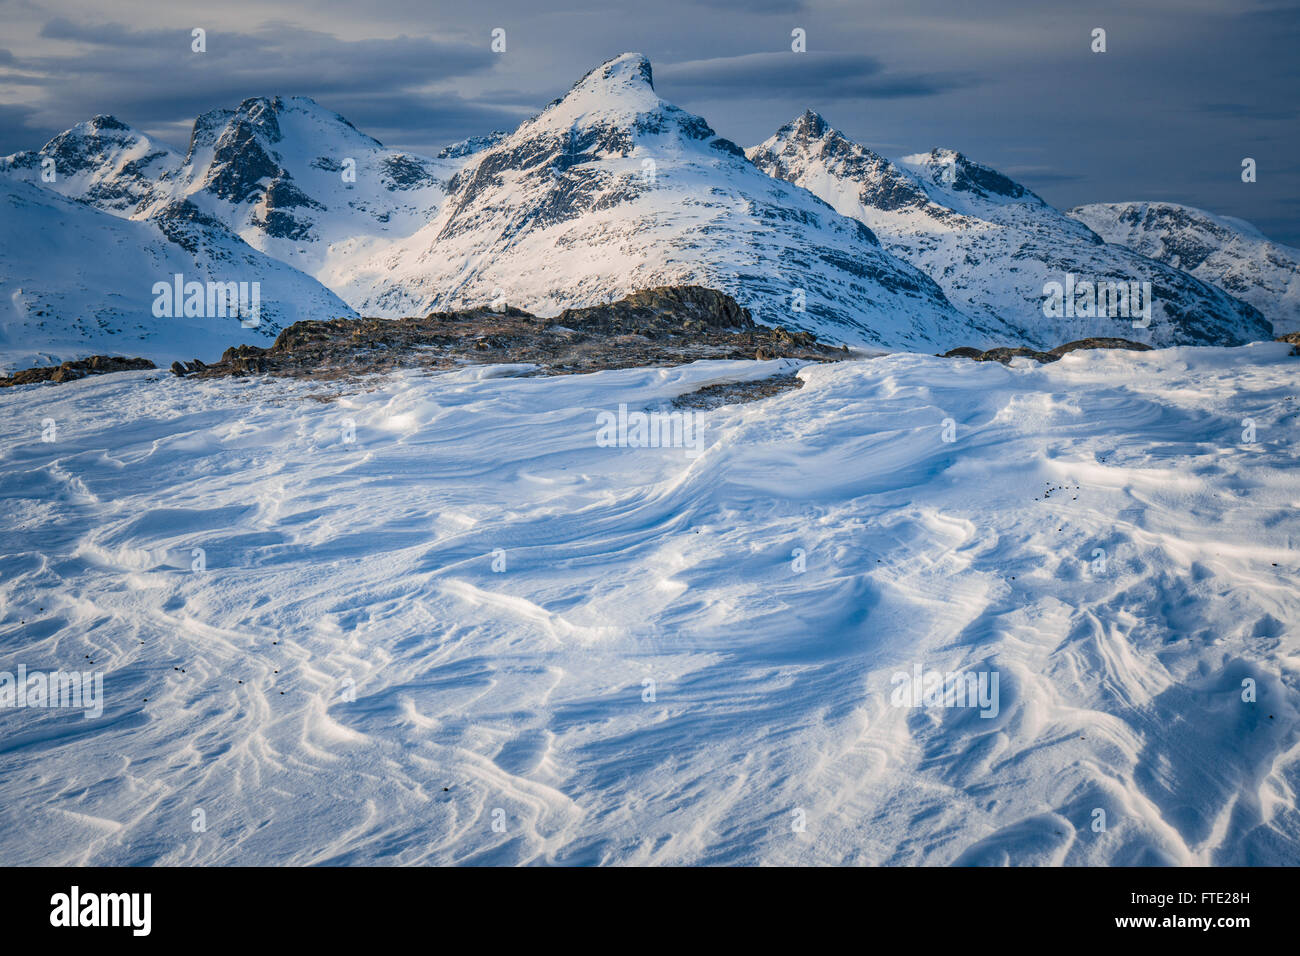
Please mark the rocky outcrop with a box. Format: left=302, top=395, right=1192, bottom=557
left=193, top=286, right=846, bottom=381
left=1, top=355, right=155, bottom=387
left=1048, top=337, right=1155, bottom=358
left=169, top=359, right=209, bottom=377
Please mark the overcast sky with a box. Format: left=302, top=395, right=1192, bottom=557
left=2, top=0, right=1297, bottom=243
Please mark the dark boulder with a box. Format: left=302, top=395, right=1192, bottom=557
left=1049, top=338, right=1153, bottom=358
left=942, top=337, right=1154, bottom=365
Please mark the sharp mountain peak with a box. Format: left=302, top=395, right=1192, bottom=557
left=571, top=52, right=655, bottom=94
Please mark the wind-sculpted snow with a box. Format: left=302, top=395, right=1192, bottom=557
left=1, top=344, right=1297, bottom=864
left=749, top=112, right=1274, bottom=348
left=346, top=53, right=972, bottom=351
left=1070, top=201, right=1300, bottom=335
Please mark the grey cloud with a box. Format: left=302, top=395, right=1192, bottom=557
left=689, top=0, right=807, bottom=12
left=314, top=93, right=532, bottom=153
left=657, top=52, right=970, bottom=101
left=18, top=20, right=497, bottom=131
left=0, top=103, right=61, bottom=154
left=1007, top=170, right=1086, bottom=186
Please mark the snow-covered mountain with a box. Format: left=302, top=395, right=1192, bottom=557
left=437, top=131, right=508, bottom=159
left=0, top=175, right=353, bottom=371
left=2, top=98, right=461, bottom=295
left=1069, top=202, right=1300, bottom=335
left=0, top=106, right=410, bottom=368
left=0, top=114, right=178, bottom=215
left=4, top=58, right=1286, bottom=368
left=162, top=96, right=460, bottom=290
left=343, top=53, right=978, bottom=351
left=748, top=111, right=1273, bottom=348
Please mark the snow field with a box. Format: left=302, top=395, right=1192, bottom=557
left=0, top=344, right=1297, bottom=864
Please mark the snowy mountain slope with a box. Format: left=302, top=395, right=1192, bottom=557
left=1, top=343, right=1296, bottom=865
left=748, top=112, right=1273, bottom=348
left=1069, top=201, right=1300, bottom=335
left=3, top=73, right=1283, bottom=362
left=0, top=176, right=354, bottom=371
left=343, top=53, right=981, bottom=351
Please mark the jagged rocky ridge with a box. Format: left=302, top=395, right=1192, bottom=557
left=165, top=95, right=462, bottom=285
left=181, top=286, right=846, bottom=380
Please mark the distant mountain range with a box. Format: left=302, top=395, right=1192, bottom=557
left=1068, top=201, right=1300, bottom=335
left=341, top=53, right=970, bottom=351
left=748, top=110, right=1272, bottom=348
left=1, top=52, right=1292, bottom=369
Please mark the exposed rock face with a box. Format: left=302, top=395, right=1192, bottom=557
left=171, top=95, right=453, bottom=275
left=1047, top=337, right=1156, bottom=358
left=194, top=286, right=845, bottom=380
left=169, top=358, right=208, bottom=377
left=941, top=338, right=1154, bottom=365
left=0, top=355, right=155, bottom=387
left=554, top=285, right=755, bottom=334
left=750, top=111, right=939, bottom=218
